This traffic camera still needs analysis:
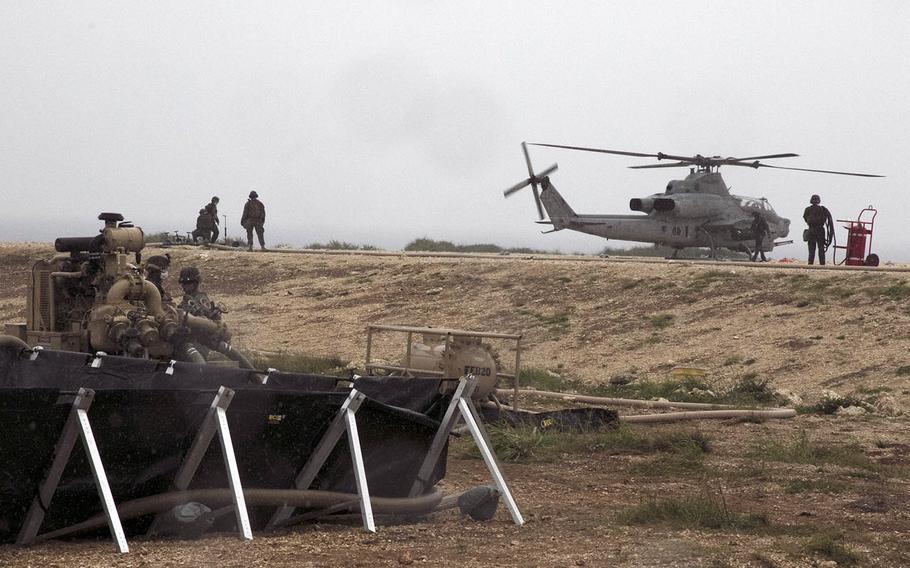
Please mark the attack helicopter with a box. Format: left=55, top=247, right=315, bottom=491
left=504, top=142, right=883, bottom=258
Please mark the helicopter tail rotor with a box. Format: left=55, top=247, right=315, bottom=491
left=503, top=142, right=557, bottom=220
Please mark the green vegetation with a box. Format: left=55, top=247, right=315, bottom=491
left=517, top=308, right=572, bottom=333
left=462, top=423, right=709, bottom=464
left=749, top=430, right=873, bottom=471
left=404, top=237, right=557, bottom=255
left=864, top=280, right=910, bottom=301
left=618, top=488, right=767, bottom=530
left=784, top=478, right=847, bottom=494
left=304, top=240, right=377, bottom=251
left=803, top=532, right=861, bottom=566
left=249, top=350, right=349, bottom=376
left=800, top=392, right=866, bottom=415
left=784, top=274, right=855, bottom=305
left=896, top=365, right=910, bottom=376
left=516, top=367, right=787, bottom=407
left=649, top=313, right=675, bottom=329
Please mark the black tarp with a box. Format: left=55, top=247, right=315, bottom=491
left=0, top=347, right=451, bottom=542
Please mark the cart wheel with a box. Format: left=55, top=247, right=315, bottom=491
left=865, top=253, right=880, bottom=267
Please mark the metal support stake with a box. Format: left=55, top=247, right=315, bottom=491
left=459, top=395, right=524, bottom=525
left=409, top=376, right=523, bottom=525
left=266, top=389, right=374, bottom=532
left=146, top=386, right=251, bottom=540
left=17, top=388, right=129, bottom=553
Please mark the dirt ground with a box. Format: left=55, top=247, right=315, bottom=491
left=1, top=243, right=909, bottom=567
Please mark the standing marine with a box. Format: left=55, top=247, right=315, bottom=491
left=241, top=190, right=266, bottom=252
left=750, top=212, right=770, bottom=262
left=204, top=196, right=220, bottom=243
left=802, top=194, right=834, bottom=265
left=177, top=266, right=223, bottom=321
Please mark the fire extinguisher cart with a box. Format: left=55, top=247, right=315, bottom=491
left=833, top=206, right=878, bottom=266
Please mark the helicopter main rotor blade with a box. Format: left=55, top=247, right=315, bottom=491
left=745, top=163, right=885, bottom=178
left=628, top=162, right=691, bottom=169
left=730, top=153, right=799, bottom=161
left=529, top=142, right=661, bottom=159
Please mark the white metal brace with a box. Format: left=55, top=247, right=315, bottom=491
left=266, top=389, right=375, bottom=532
left=409, top=376, right=524, bottom=525
left=146, top=386, right=252, bottom=540
left=16, top=388, right=130, bottom=553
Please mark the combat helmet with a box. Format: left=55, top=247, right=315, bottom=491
left=249, top=190, right=258, bottom=199
left=179, top=266, right=201, bottom=284
left=810, top=194, right=821, bottom=204
left=146, top=254, right=171, bottom=271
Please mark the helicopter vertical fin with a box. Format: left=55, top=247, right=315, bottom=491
left=539, top=180, right=576, bottom=230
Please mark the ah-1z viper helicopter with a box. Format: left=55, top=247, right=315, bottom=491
left=504, top=142, right=882, bottom=258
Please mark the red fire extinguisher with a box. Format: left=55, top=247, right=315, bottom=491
left=833, top=206, right=878, bottom=266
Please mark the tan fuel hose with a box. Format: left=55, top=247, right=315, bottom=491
left=496, top=388, right=797, bottom=422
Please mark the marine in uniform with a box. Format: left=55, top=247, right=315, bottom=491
left=177, top=266, right=222, bottom=321
left=802, top=194, right=832, bottom=265
left=240, top=190, right=266, bottom=251
left=750, top=212, right=770, bottom=262
left=191, top=208, right=214, bottom=244
left=204, top=196, right=220, bottom=243
left=144, top=254, right=172, bottom=302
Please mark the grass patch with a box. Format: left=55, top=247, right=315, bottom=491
left=304, top=240, right=377, bottom=250
left=784, top=478, right=848, bottom=494
left=749, top=430, right=873, bottom=470
left=649, top=313, right=675, bottom=329
left=517, top=368, right=788, bottom=407
left=800, top=392, right=866, bottom=415
left=249, top=350, right=348, bottom=375
left=803, top=532, right=861, bottom=566
left=618, top=488, right=767, bottom=530
left=463, top=424, right=709, bottom=463
left=865, top=281, right=910, bottom=301
left=896, top=365, right=910, bottom=376
left=404, top=237, right=557, bottom=255
left=518, top=308, right=572, bottom=333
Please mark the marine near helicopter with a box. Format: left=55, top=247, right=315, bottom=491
left=504, top=142, right=883, bottom=258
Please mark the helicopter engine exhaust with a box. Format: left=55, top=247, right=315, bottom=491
left=653, top=198, right=675, bottom=212
left=629, top=198, right=654, bottom=213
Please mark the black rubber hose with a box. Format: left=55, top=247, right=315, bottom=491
left=34, top=488, right=443, bottom=542
left=176, top=342, right=207, bottom=364
left=0, top=335, right=30, bottom=354
left=215, top=341, right=256, bottom=370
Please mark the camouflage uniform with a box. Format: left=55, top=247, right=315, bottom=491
left=144, top=254, right=172, bottom=302
left=750, top=214, right=769, bottom=262
left=178, top=266, right=222, bottom=321
left=178, top=290, right=222, bottom=321
left=241, top=191, right=266, bottom=251
left=204, top=197, right=220, bottom=243
left=803, top=201, right=830, bottom=265
left=192, top=209, right=213, bottom=243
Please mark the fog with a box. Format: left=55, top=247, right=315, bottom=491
left=2, top=2, right=907, bottom=259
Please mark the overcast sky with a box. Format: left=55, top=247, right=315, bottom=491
left=2, top=2, right=907, bottom=259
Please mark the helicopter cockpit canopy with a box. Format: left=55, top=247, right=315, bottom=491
left=738, top=197, right=775, bottom=213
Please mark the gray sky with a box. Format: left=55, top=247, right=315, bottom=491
left=2, top=2, right=907, bottom=259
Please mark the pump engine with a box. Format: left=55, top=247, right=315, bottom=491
left=7, top=213, right=251, bottom=367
